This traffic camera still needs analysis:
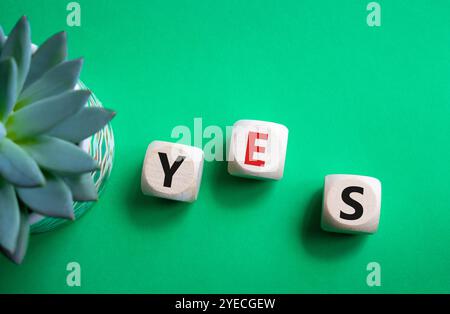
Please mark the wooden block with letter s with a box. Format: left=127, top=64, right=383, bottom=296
left=321, top=174, right=382, bottom=234
left=141, top=141, right=204, bottom=202
left=227, top=119, right=289, bottom=180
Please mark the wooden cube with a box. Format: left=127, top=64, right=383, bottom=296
left=228, top=120, right=288, bottom=180
left=321, top=174, right=382, bottom=234
left=141, top=141, right=204, bottom=202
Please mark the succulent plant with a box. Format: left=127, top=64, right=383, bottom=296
left=0, top=16, right=115, bottom=264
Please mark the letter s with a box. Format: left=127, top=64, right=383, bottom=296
left=340, top=186, right=364, bottom=220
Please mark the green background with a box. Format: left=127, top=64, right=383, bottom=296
left=0, top=0, right=449, bottom=293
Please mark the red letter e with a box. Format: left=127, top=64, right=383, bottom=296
left=245, top=132, right=269, bottom=167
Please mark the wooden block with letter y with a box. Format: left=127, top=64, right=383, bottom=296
left=228, top=120, right=289, bottom=180
left=141, top=141, right=204, bottom=202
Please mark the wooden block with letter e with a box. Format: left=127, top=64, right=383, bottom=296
left=321, top=174, right=382, bottom=234
left=141, top=141, right=204, bottom=202
left=227, top=119, right=289, bottom=180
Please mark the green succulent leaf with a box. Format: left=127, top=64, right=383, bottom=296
left=0, top=58, right=18, bottom=121
left=2, top=208, right=29, bottom=264
left=17, top=58, right=83, bottom=108
left=16, top=172, right=74, bottom=220
left=63, top=173, right=98, bottom=201
left=49, top=107, right=115, bottom=143
left=0, top=138, right=45, bottom=187
left=21, top=136, right=99, bottom=174
left=0, top=16, right=31, bottom=95
left=0, top=179, right=20, bottom=255
left=0, top=26, right=5, bottom=58
left=0, top=122, right=5, bottom=140
left=24, top=31, right=67, bottom=89
left=7, top=90, right=91, bottom=140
